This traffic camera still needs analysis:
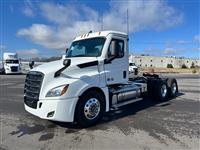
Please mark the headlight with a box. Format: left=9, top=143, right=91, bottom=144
left=46, top=85, right=69, bottom=97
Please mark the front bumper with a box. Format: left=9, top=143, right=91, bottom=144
left=5, top=69, right=21, bottom=74
left=24, top=97, right=78, bottom=122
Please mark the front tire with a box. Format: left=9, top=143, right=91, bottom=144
left=75, top=90, right=105, bottom=127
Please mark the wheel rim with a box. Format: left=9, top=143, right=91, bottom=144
left=84, top=98, right=100, bottom=120
left=171, top=82, right=177, bottom=94
left=161, top=84, right=167, bottom=98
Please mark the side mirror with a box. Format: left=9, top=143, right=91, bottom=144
left=110, top=41, right=117, bottom=57
left=63, top=59, right=71, bottom=67
left=29, top=61, right=35, bottom=69
left=105, top=41, right=119, bottom=64
left=54, top=59, right=71, bottom=77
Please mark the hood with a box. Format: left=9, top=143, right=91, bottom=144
left=32, top=57, right=98, bottom=76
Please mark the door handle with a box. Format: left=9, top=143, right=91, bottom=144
left=123, top=71, right=126, bottom=78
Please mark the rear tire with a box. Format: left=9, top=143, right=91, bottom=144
left=75, top=90, right=105, bottom=127
left=154, top=80, right=168, bottom=101
left=147, top=79, right=155, bottom=97
left=167, top=78, right=178, bottom=98
left=134, top=68, right=138, bottom=75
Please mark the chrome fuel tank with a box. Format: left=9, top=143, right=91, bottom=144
left=110, top=82, right=147, bottom=105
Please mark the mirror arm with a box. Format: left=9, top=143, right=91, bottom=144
left=65, top=48, right=68, bottom=53
left=54, top=59, right=71, bottom=77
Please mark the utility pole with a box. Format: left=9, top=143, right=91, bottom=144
left=0, top=46, right=4, bottom=65
left=101, top=13, right=104, bottom=31
left=127, top=9, right=129, bottom=37
left=127, top=8, right=130, bottom=54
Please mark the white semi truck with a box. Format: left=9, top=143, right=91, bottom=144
left=3, top=52, right=21, bottom=74
left=24, top=31, right=178, bottom=127
left=129, top=62, right=138, bottom=75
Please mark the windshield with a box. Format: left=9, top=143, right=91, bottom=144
left=129, top=63, right=135, bottom=66
left=5, top=60, right=19, bottom=64
left=66, top=37, right=105, bottom=57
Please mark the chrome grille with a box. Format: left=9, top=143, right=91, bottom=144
left=11, top=66, right=18, bottom=72
left=24, top=71, right=44, bottom=109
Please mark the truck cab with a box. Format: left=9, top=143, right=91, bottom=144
left=129, top=62, right=138, bottom=75
left=24, top=31, right=178, bottom=127
left=3, top=53, right=21, bottom=74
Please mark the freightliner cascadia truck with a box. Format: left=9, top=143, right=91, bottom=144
left=3, top=53, right=21, bottom=74
left=24, top=31, right=178, bottom=127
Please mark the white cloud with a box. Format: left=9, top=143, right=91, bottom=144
left=40, top=2, right=79, bottom=25
left=23, top=0, right=35, bottom=17
left=194, top=35, right=200, bottom=43
left=164, top=47, right=179, bottom=55
left=0, top=45, right=6, bottom=49
left=176, top=40, right=187, bottom=45
left=23, top=7, right=34, bottom=17
left=16, top=48, right=39, bottom=58
left=17, top=24, right=65, bottom=49
left=18, top=0, right=184, bottom=50
left=103, top=0, right=183, bottom=32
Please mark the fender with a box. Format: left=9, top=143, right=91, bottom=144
left=77, top=85, right=110, bottom=112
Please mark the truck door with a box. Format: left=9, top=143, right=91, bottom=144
left=104, top=37, right=128, bottom=85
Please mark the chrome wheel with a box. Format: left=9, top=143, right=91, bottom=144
left=84, top=98, right=100, bottom=120
left=161, top=84, right=167, bottom=98
left=171, top=82, right=177, bottom=94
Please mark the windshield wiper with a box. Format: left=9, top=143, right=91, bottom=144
left=73, top=54, right=87, bottom=57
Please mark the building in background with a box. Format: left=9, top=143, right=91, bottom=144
left=129, top=55, right=200, bottom=68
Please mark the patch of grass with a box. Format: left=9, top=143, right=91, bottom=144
left=192, top=69, right=197, bottom=74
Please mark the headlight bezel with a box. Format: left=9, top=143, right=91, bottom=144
left=46, top=84, right=69, bottom=97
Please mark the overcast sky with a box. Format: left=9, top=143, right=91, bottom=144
left=0, top=0, right=200, bottom=59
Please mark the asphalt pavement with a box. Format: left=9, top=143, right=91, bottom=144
left=0, top=74, right=199, bottom=150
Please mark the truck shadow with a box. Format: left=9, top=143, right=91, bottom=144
left=102, top=94, right=183, bottom=123
left=55, top=92, right=184, bottom=129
